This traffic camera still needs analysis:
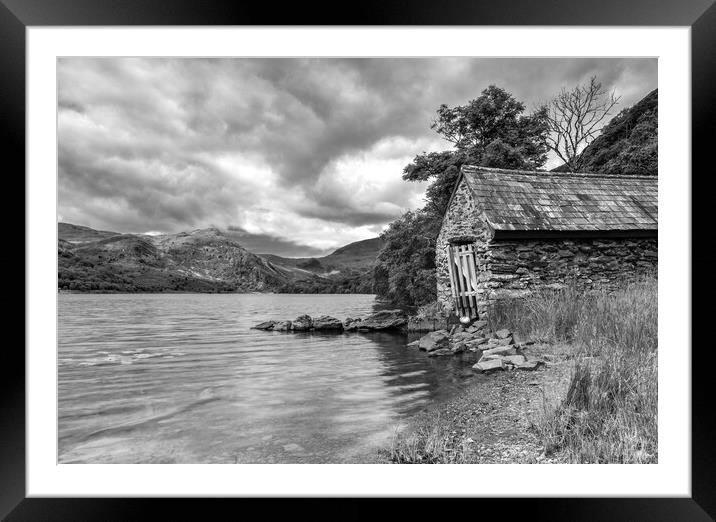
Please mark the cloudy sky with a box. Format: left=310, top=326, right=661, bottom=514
left=58, top=57, right=657, bottom=256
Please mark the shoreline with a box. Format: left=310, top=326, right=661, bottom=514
left=58, top=290, right=383, bottom=296
left=376, top=341, right=576, bottom=464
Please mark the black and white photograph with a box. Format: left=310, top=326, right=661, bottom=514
left=55, top=56, right=660, bottom=465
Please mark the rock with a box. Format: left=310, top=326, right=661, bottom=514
left=274, top=320, right=292, bottom=331
left=427, top=348, right=452, bottom=357
left=472, top=359, right=505, bottom=373
left=251, top=320, right=276, bottom=330
left=356, top=309, right=408, bottom=331
left=516, top=360, right=545, bottom=371
left=451, top=331, right=474, bottom=341
left=503, top=354, right=527, bottom=366
left=291, top=314, right=313, bottom=331
left=465, top=337, right=490, bottom=347
left=343, top=317, right=363, bottom=331
left=418, top=330, right=450, bottom=352
left=482, top=345, right=517, bottom=357
left=466, top=320, right=488, bottom=333
left=450, top=341, right=466, bottom=354
left=485, top=336, right=513, bottom=347
left=312, top=315, right=343, bottom=331
left=512, top=332, right=536, bottom=346
left=406, top=340, right=420, bottom=348
left=494, top=328, right=512, bottom=339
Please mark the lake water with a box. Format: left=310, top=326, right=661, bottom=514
left=58, top=293, right=480, bottom=463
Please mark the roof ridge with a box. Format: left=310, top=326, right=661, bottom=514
left=462, top=164, right=657, bottom=181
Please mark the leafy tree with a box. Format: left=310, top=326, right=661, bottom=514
left=374, top=86, right=549, bottom=307
left=402, top=87, right=549, bottom=216
left=373, top=211, right=441, bottom=307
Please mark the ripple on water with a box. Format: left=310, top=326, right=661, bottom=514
left=58, top=293, right=473, bottom=463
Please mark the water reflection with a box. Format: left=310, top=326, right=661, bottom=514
left=58, top=293, right=476, bottom=463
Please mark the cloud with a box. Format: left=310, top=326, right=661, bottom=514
left=58, top=57, right=657, bottom=255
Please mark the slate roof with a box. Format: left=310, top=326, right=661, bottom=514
left=460, top=166, right=658, bottom=232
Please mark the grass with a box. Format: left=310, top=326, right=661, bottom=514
left=388, top=276, right=658, bottom=464
left=489, top=275, right=658, bottom=463
left=388, top=415, right=469, bottom=464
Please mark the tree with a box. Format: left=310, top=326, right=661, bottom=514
left=404, top=86, right=549, bottom=214
left=374, top=86, right=550, bottom=307
left=544, top=76, right=621, bottom=172
left=560, top=89, right=658, bottom=176
left=373, top=210, right=441, bottom=307
left=431, top=85, right=549, bottom=167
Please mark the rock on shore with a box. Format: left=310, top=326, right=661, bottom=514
left=346, top=310, right=407, bottom=331
left=312, top=315, right=344, bottom=330
left=408, top=320, right=546, bottom=373
left=251, top=312, right=546, bottom=373
left=251, top=310, right=407, bottom=333
left=417, top=330, right=450, bottom=352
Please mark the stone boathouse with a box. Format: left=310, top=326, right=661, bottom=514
left=436, top=165, right=658, bottom=320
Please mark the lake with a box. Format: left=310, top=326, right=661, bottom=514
left=58, top=293, right=480, bottom=463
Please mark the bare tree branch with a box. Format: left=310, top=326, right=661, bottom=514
left=543, top=77, right=620, bottom=172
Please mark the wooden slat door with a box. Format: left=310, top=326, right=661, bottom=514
left=446, top=243, right=479, bottom=319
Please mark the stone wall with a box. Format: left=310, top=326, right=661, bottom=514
left=472, top=237, right=658, bottom=314
left=436, top=180, right=658, bottom=317
left=435, top=179, right=493, bottom=314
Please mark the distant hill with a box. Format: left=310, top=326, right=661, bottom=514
left=256, top=237, right=384, bottom=294
left=259, top=237, right=383, bottom=272
left=58, top=222, right=121, bottom=243
left=323, top=237, right=385, bottom=269
left=58, top=223, right=382, bottom=294
left=554, top=89, right=658, bottom=176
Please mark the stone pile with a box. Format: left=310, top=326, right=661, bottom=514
left=410, top=321, right=545, bottom=373
left=251, top=310, right=408, bottom=333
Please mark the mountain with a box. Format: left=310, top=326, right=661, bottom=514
left=60, top=225, right=292, bottom=292
left=58, top=223, right=382, bottom=294
left=553, top=89, right=658, bottom=176
left=259, top=237, right=383, bottom=272
left=322, top=237, right=385, bottom=269
left=256, top=237, right=384, bottom=294
left=58, top=222, right=121, bottom=243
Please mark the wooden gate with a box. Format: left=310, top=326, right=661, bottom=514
left=446, top=243, right=479, bottom=319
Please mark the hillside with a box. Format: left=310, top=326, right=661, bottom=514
left=256, top=237, right=383, bottom=294
left=58, top=223, right=382, bottom=294
left=58, top=222, right=122, bottom=243
left=322, top=237, right=385, bottom=269
left=554, top=89, right=658, bottom=176
left=58, top=226, right=291, bottom=292
left=259, top=237, right=383, bottom=272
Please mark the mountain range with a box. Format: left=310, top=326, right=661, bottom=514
left=58, top=223, right=383, bottom=293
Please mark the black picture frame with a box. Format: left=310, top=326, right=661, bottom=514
left=7, top=0, right=714, bottom=519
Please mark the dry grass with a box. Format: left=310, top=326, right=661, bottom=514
left=388, top=415, right=469, bottom=464
left=489, top=276, right=658, bottom=463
